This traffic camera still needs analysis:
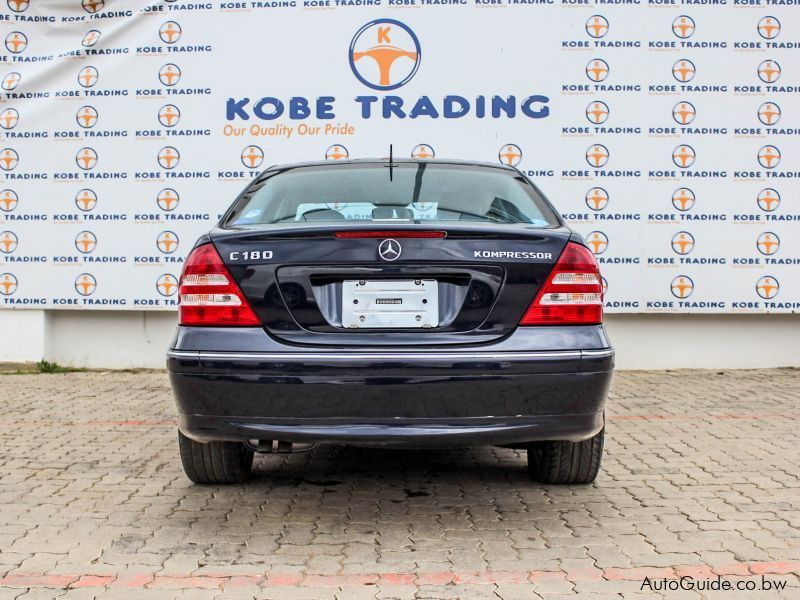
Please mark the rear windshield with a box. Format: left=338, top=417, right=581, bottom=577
left=224, top=163, right=559, bottom=228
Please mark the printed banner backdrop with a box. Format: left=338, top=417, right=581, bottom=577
left=0, top=0, right=798, bottom=313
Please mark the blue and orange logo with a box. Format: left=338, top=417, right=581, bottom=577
left=156, top=274, right=178, bottom=297
left=349, top=19, right=421, bottom=91
left=585, top=59, right=609, bottom=82
left=156, top=231, right=179, bottom=254
left=0, top=273, right=17, bottom=295
left=78, top=66, right=98, bottom=88
left=498, top=144, right=522, bottom=167
left=672, top=145, right=695, bottom=169
left=82, top=29, right=101, bottom=47
left=411, top=144, right=435, bottom=159
left=7, top=0, right=28, bottom=12
left=758, top=60, right=780, bottom=83
left=76, top=106, right=98, bottom=129
left=671, top=231, right=694, bottom=255
left=159, top=21, right=181, bottom=44
left=672, top=101, right=695, bottom=125
left=82, top=0, right=104, bottom=13
left=75, top=273, right=97, bottom=296
left=76, top=147, right=98, bottom=171
left=672, top=16, right=695, bottom=39
left=757, top=17, right=780, bottom=40
left=585, top=187, right=609, bottom=211
left=157, top=188, right=179, bottom=211
left=756, top=232, right=780, bottom=256
left=758, top=102, right=780, bottom=126
left=586, top=144, right=609, bottom=168
left=671, top=275, right=694, bottom=299
left=757, top=188, right=780, bottom=212
left=0, top=108, right=18, bottom=130
left=5, top=32, right=27, bottom=54
left=0, top=231, right=17, bottom=254
left=672, top=59, right=695, bottom=83
left=758, top=145, right=780, bottom=169
left=1, top=72, right=21, bottom=91
left=756, top=276, right=779, bottom=299
left=672, top=188, right=695, bottom=212
left=159, top=63, right=181, bottom=87
left=158, top=146, right=180, bottom=170
left=0, top=190, right=18, bottom=212
left=0, top=149, right=18, bottom=171
left=158, top=104, right=180, bottom=128
left=241, top=145, right=264, bottom=168
left=75, top=189, right=97, bottom=212
left=585, top=16, right=609, bottom=39
left=325, top=145, right=349, bottom=160
left=586, top=231, right=608, bottom=255
left=75, top=231, right=97, bottom=254
left=586, top=101, right=609, bottom=125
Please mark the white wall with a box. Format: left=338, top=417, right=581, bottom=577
left=0, top=310, right=798, bottom=370
left=0, top=310, right=46, bottom=364
left=604, top=314, right=800, bottom=370
left=43, top=311, right=177, bottom=370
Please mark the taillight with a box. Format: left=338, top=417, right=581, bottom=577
left=178, top=243, right=260, bottom=326
left=519, top=242, right=603, bottom=326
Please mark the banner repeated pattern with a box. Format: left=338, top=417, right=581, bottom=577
left=0, top=0, right=798, bottom=312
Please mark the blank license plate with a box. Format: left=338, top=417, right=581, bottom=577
left=342, top=279, right=439, bottom=329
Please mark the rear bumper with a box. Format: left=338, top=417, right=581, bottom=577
left=177, top=411, right=606, bottom=448
left=168, top=326, right=613, bottom=447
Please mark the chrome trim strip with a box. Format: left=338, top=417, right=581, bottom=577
left=580, top=349, right=615, bottom=358
left=168, top=350, right=585, bottom=362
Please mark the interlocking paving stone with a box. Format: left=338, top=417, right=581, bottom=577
left=0, top=369, right=799, bottom=598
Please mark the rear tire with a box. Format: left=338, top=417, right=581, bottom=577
left=527, top=427, right=604, bottom=484
left=178, top=431, right=253, bottom=484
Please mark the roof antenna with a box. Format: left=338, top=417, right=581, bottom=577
left=389, top=143, right=394, bottom=182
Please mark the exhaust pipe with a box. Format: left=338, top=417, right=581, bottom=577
left=247, top=440, right=318, bottom=454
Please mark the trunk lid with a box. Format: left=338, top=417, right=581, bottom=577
left=210, top=223, right=570, bottom=347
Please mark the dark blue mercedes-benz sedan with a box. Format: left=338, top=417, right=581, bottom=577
left=167, top=158, right=613, bottom=485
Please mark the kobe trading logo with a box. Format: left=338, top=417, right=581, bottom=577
left=156, top=274, right=178, bottom=297
left=241, top=145, right=264, bottom=168
left=757, top=188, right=780, bottom=212
left=671, top=231, right=694, bottom=255
left=0, top=231, right=17, bottom=254
left=0, top=108, right=18, bottom=130
left=756, top=276, right=779, bottom=300
left=157, top=231, right=179, bottom=254
left=325, top=145, right=349, bottom=160
left=7, top=1, right=30, bottom=13
left=349, top=19, right=421, bottom=91
left=0, top=189, right=18, bottom=212
left=0, top=273, right=17, bottom=295
left=498, top=144, right=522, bottom=167
left=585, top=187, right=609, bottom=211
left=671, top=275, right=693, bottom=299
left=75, top=273, right=97, bottom=297
left=75, top=231, right=97, bottom=254
left=586, top=231, right=608, bottom=255
left=672, top=188, right=695, bottom=212
left=75, top=189, right=97, bottom=212
left=756, top=232, right=780, bottom=256
left=411, top=144, right=435, bottom=159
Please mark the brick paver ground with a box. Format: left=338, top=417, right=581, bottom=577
left=0, top=369, right=799, bottom=599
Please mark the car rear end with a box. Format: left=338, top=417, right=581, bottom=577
left=167, top=160, right=613, bottom=484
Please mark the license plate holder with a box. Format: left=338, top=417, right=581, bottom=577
left=341, top=279, right=439, bottom=329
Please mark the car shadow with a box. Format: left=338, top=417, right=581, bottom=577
left=246, top=444, right=531, bottom=490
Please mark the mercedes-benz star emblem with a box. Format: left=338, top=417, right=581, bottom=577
left=378, top=238, right=401, bottom=261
